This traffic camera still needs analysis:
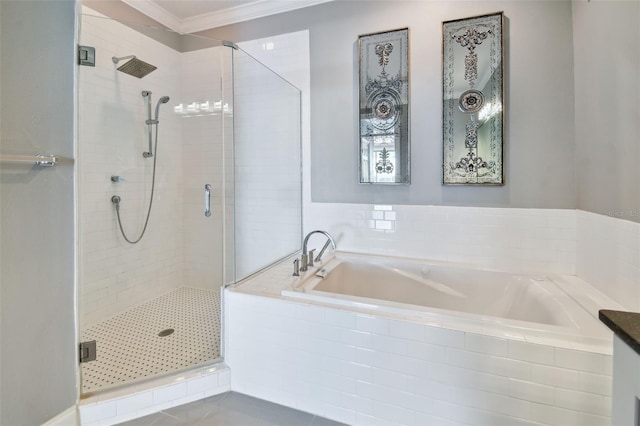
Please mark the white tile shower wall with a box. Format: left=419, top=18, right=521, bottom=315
left=576, top=210, right=640, bottom=311
left=225, top=291, right=611, bottom=426
left=232, top=49, right=302, bottom=279
left=79, top=12, right=184, bottom=326
left=238, top=33, right=314, bottom=264
left=306, top=203, right=577, bottom=275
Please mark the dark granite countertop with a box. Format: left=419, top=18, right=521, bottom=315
left=599, top=309, right=640, bottom=356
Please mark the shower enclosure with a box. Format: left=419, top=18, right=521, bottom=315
left=77, top=10, right=301, bottom=394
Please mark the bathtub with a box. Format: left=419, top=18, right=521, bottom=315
left=282, top=252, right=613, bottom=346
left=230, top=252, right=617, bottom=423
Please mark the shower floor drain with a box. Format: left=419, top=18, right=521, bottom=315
left=158, top=328, right=174, bottom=337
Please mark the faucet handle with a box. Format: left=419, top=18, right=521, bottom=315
left=308, top=249, right=315, bottom=267
left=292, top=258, right=300, bottom=277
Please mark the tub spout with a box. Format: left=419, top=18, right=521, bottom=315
left=300, top=230, right=336, bottom=272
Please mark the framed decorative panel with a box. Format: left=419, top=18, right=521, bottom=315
left=443, top=12, right=504, bottom=185
left=359, top=28, right=410, bottom=184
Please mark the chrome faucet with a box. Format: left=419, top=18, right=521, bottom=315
left=300, top=230, right=336, bottom=273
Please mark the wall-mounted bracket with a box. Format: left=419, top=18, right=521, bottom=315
left=78, top=45, right=96, bottom=67
left=79, top=340, right=97, bottom=363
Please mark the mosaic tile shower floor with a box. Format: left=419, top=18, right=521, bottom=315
left=81, top=287, right=221, bottom=393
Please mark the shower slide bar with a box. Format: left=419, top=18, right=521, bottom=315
left=0, top=154, right=58, bottom=167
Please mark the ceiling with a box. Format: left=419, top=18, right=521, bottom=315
left=121, top=0, right=334, bottom=33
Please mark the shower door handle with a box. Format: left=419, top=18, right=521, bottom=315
left=204, top=184, right=212, bottom=217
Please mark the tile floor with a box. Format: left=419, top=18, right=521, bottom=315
left=82, top=287, right=221, bottom=393
left=119, top=392, right=345, bottom=425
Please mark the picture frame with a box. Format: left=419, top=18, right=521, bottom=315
left=442, top=12, right=504, bottom=185
left=358, top=28, right=410, bottom=185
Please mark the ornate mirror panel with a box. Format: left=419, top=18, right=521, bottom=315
left=359, top=28, right=410, bottom=184
left=443, top=12, right=504, bottom=185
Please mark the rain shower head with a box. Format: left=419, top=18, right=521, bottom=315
left=112, top=55, right=157, bottom=79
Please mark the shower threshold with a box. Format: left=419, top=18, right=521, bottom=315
left=80, top=287, right=221, bottom=394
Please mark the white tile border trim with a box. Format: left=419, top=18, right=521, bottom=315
left=78, top=363, right=230, bottom=426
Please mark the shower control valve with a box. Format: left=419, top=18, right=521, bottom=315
left=111, top=175, right=125, bottom=183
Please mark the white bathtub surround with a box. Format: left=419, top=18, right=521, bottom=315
left=305, top=204, right=577, bottom=276
left=78, top=363, right=231, bottom=426
left=576, top=210, right=640, bottom=312
left=226, top=255, right=615, bottom=425
left=303, top=202, right=640, bottom=311
left=284, top=253, right=612, bottom=350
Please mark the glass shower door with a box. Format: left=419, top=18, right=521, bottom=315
left=77, top=12, right=229, bottom=394
left=77, top=9, right=303, bottom=395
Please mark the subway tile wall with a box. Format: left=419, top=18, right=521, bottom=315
left=226, top=291, right=611, bottom=426
left=231, top=48, right=302, bottom=280
left=78, top=12, right=227, bottom=326
left=306, top=203, right=577, bottom=275
left=305, top=203, right=640, bottom=312
left=79, top=14, right=306, bottom=325
left=576, top=210, right=640, bottom=311
left=79, top=13, right=185, bottom=327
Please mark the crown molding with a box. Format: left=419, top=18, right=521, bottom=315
left=121, top=0, right=183, bottom=31
left=122, top=0, right=334, bottom=34
left=180, top=0, right=334, bottom=33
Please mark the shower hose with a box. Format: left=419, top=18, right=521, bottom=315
left=112, top=123, right=160, bottom=244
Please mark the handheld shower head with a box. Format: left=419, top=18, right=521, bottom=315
left=154, top=96, right=170, bottom=121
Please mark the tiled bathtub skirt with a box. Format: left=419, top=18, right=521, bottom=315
left=81, top=287, right=221, bottom=393
left=226, top=291, right=613, bottom=426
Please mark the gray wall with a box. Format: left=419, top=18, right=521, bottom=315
left=573, top=1, right=640, bottom=223
left=201, top=0, right=576, bottom=208
left=0, top=1, right=77, bottom=424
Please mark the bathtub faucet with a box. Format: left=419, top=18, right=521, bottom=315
left=300, top=230, right=336, bottom=273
